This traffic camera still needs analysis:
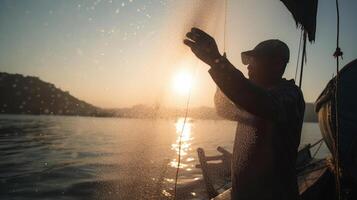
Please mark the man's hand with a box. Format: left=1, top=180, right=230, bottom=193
left=184, top=27, right=221, bottom=67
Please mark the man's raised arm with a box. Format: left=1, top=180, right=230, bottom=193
left=183, top=27, right=286, bottom=121
left=208, top=58, right=284, bottom=121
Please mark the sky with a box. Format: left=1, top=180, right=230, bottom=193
left=0, top=0, right=357, bottom=109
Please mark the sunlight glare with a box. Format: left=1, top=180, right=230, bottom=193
left=170, top=117, right=193, bottom=169
left=172, top=70, right=193, bottom=96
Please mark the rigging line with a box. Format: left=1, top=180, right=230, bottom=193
left=333, top=0, right=343, bottom=198
left=294, top=30, right=303, bottom=82
left=298, top=31, right=307, bottom=88
left=312, top=139, right=324, bottom=159
left=310, top=138, right=324, bottom=148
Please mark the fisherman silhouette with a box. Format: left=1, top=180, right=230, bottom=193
left=184, top=27, right=305, bottom=200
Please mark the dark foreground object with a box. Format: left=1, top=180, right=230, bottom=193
left=316, top=59, right=357, bottom=198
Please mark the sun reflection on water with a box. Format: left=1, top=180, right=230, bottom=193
left=170, top=117, right=194, bottom=169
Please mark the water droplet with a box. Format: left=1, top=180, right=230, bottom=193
left=161, top=190, right=172, bottom=197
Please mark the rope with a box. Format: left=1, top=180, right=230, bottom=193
left=294, top=30, right=303, bottom=82
left=333, top=0, right=343, bottom=199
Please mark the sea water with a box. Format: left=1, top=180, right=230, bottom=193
left=0, top=115, right=328, bottom=200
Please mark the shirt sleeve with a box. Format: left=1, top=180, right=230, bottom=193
left=208, top=63, right=276, bottom=121
left=208, top=56, right=304, bottom=122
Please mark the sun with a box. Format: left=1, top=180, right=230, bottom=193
left=172, top=70, right=193, bottom=96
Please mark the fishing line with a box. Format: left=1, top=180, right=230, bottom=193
left=173, top=65, right=197, bottom=200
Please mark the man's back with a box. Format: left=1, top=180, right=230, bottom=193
left=215, top=79, right=305, bottom=200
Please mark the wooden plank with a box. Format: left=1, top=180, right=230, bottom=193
left=212, top=188, right=231, bottom=200
left=197, top=148, right=219, bottom=198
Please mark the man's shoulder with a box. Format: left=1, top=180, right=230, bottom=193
left=270, top=79, right=303, bottom=99
left=268, top=79, right=305, bottom=124
left=269, top=79, right=305, bottom=114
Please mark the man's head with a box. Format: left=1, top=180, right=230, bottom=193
left=241, top=39, right=289, bottom=86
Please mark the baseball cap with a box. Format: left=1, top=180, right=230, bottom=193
left=241, top=39, right=290, bottom=65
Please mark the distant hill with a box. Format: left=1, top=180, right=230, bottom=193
left=0, top=72, right=318, bottom=121
left=0, top=72, right=113, bottom=117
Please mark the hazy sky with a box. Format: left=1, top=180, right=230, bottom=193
left=1, top=0, right=357, bottom=108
